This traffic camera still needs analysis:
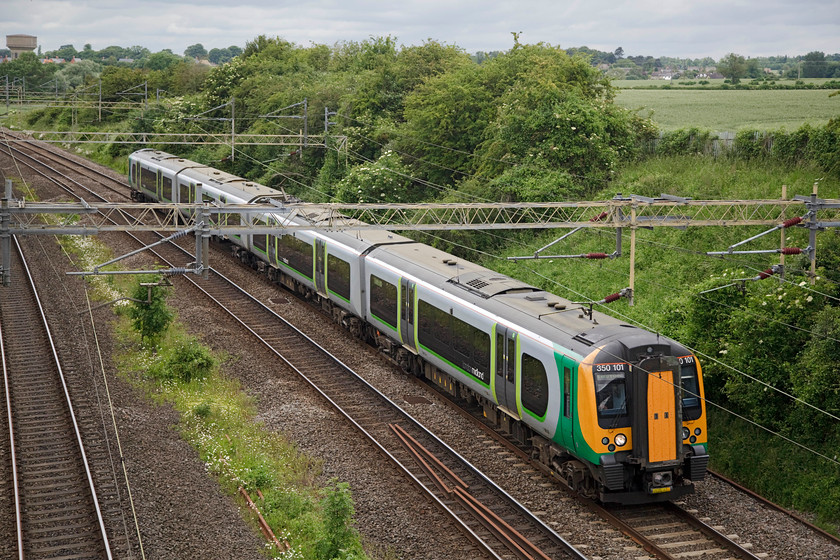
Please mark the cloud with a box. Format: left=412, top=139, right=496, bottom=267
left=3, top=0, right=837, bottom=59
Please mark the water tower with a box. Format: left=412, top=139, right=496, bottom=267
left=6, top=35, right=37, bottom=59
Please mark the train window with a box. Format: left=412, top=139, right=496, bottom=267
left=327, top=254, right=351, bottom=301
left=521, top=353, right=548, bottom=418
left=432, top=306, right=449, bottom=343
left=370, top=275, right=397, bottom=328
left=278, top=234, right=313, bottom=279
left=563, top=367, right=571, bottom=419
left=453, top=318, right=471, bottom=357
left=161, top=176, right=173, bottom=201
left=417, top=299, right=489, bottom=384
left=679, top=357, right=702, bottom=421
left=253, top=219, right=269, bottom=255
left=474, top=329, right=490, bottom=366
left=595, top=364, right=628, bottom=425
left=495, top=332, right=504, bottom=378
left=418, top=300, right=434, bottom=341
left=141, top=166, right=156, bottom=193
left=179, top=181, right=191, bottom=203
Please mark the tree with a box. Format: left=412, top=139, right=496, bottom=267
left=207, top=48, right=229, bottom=65
left=55, top=59, right=101, bottom=90
left=127, top=277, right=173, bottom=348
left=1, top=51, right=57, bottom=85
left=127, top=45, right=151, bottom=61
left=145, top=49, right=181, bottom=71
left=802, top=51, right=827, bottom=78
left=614, top=46, right=624, bottom=59
left=334, top=150, right=430, bottom=203
left=717, top=53, right=748, bottom=84
left=184, top=43, right=208, bottom=60
left=48, top=44, right=77, bottom=61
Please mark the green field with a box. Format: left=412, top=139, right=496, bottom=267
left=615, top=88, right=840, bottom=131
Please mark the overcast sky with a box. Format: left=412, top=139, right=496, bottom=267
left=4, top=0, right=839, bottom=60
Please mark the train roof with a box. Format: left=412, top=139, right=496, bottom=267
left=131, top=149, right=279, bottom=203
left=368, top=242, right=640, bottom=358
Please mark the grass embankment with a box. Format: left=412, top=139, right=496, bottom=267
left=58, top=233, right=370, bottom=560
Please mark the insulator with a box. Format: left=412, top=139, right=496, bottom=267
left=586, top=252, right=608, bottom=259
left=589, top=211, right=608, bottom=222
left=603, top=292, right=621, bottom=303
left=782, top=216, right=803, bottom=228
left=757, top=268, right=775, bottom=280
left=170, top=229, right=191, bottom=240
left=780, top=247, right=802, bottom=255
left=164, top=268, right=188, bottom=276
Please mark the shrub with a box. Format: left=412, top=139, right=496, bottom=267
left=656, top=127, right=714, bottom=156
left=167, top=338, right=216, bottom=383
left=127, top=276, right=173, bottom=348
left=193, top=401, right=212, bottom=418
left=732, top=129, right=767, bottom=160
left=315, top=479, right=365, bottom=560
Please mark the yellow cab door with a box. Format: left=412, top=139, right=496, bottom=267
left=647, top=370, right=677, bottom=463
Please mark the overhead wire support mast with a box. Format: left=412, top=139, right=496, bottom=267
left=183, top=97, right=236, bottom=161
left=507, top=211, right=615, bottom=261
left=258, top=99, right=309, bottom=154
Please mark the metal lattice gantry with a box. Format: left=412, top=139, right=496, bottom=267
left=3, top=192, right=840, bottom=294
left=1, top=130, right=329, bottom=147
left=5, top=195, right=840, bottom=235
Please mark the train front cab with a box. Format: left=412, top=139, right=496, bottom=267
left=577, top=340, right=709, bottom=504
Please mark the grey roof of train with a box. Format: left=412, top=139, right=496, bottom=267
left=131, top=151, right=667, bottom=357
left=367, top=241, right=645, bottom=357
left=132, top=149, right=278, bottom=201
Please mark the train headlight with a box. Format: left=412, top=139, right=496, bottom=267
left=614, top=433, right=627, bottom=447
left=694, top=428, right=702, bottom=436
left=682, top=427, right=690, bottom=440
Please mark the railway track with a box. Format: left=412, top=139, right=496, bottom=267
left=2, top=134, right=587, bottom=558
left=0, top=128, right=128, bottom=201
left=4, top=132, right=838, bottom=559
left=0, top=236, right=113, bottom=559
left=417, top=376, right=770, bottom=560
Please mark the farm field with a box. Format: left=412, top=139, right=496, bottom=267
left=614, top=88, right=839, bottom=131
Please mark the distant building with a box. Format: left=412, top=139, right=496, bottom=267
left=6, top=34, right=37, bottom=59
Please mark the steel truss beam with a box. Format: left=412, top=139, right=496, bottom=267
left=3, top=193, right=839, bottom=290
left=4, top=196, right=840, bottom=235
left=3, top=130, right=330, bottom=146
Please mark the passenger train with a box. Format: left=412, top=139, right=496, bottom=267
left=129, top=149, right=709, bottom=504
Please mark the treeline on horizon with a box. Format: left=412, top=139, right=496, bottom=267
left=3, top=38, right=840, bottom=79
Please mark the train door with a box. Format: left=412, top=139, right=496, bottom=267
left=494, top=325, right=518, bottom=416
left=633, top=356, right=682, bottom=466
left=559, top=357, right=576, bottom=450
left=399, top=278, right=416, bottom=349
left=315, top=239, right=326, bottom=295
